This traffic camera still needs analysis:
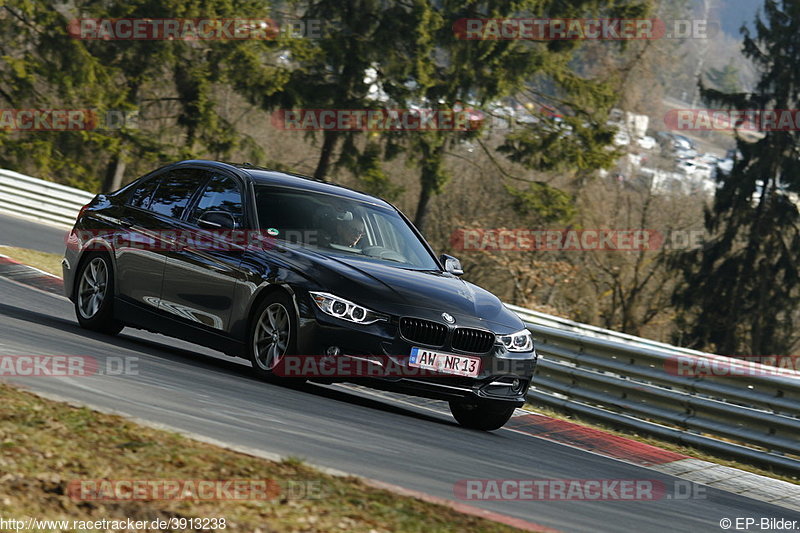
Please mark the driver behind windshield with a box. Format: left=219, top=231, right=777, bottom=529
left=320, top=211, right=365, bottom=248
left=337, top=216, right=365, bottom=247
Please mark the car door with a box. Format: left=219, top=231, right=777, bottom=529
left=113, top=173, right=169, bottom=309
left=116, top=168, right=206, bottom=310
left=158, top=170, right=247, bottom=332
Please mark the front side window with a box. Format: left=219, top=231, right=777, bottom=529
left=188, top=175, right=244, bottom=228
left=148, top=169, right=203, bottom=219
left=128, top=178, right=159, bottom=210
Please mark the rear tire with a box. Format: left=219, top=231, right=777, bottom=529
left=247, top=292, right=303, bottom=383
left=74, top=253, right=124, bottom=335
left=449, top=400, right=516, bottom=431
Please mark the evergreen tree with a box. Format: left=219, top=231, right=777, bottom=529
left=706, top=59, right=742, bottom=93
left=672, top=0, right=800, bottom=355
left=0, top=0, right=286, bottom=190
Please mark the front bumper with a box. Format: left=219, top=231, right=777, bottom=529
left=294, top=300, right=537, bottom=405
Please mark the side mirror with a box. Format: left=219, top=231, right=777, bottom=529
left=197, top=211, right=237, bottom=230
left=440, top=254, right=464, bottom=276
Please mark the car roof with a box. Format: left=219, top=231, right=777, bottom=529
left=174, top=159, right=393, bottom=208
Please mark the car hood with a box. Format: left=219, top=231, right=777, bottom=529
left=272, top=246, right=525, bottom=331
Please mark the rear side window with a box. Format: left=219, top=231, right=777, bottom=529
left=188, top=175, right=244, bottom=227
left=148, top=169, right=203, bottom=219
left=128, top=178, right=158, bottom=209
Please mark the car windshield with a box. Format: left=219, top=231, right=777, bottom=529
left=254, top=185, right=440, bottom=271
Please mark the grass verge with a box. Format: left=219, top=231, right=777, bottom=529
left=0, top=245, right=63, bottom=277
left=0, top=383, right=529, bottom=532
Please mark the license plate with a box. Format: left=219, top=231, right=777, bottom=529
left=409, top=347, right=481, bottom=377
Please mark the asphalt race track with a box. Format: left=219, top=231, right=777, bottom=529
left=1, top=214, right=798, bottom=532
left=0, top=212, right=69, bottom=255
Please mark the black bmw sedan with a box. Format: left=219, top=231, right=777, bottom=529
left=63, top=160, right=536, bottom=430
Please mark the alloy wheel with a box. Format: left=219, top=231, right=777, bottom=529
left=77, top=257, right=109, bottom=319
left=252, top=302, right=290, bottom=370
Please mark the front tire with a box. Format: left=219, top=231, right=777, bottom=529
left=74, top=253, right=124, bottom=335
left=449, top=400, right=516, bottom=431
left=247, top=292, right=301, bottom=382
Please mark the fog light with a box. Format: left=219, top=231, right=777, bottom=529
left=511, top=379, right=521, bottom=392
left=326, top=346, right=341, bottom=356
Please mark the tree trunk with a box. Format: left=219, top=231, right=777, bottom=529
left=314, top=131, right=338, bottom=180
left=414, top=185, right=432, bottom=232
left=413, top=142, right=446, bottom=232
left=103, top=153, right=126, bottom=192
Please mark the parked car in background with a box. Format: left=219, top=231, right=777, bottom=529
left=635, top=135, right=657, bottom=150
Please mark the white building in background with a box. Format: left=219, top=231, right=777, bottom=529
left=608, top=108, right=652, bottom=149
left=624, top=111, right=649, bottom=138
left=638, top=167, right=716, bottom=196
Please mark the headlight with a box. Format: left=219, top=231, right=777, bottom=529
left=309, top=292, right=386, bottom=325
left=498, top=329, right=534, bottom=352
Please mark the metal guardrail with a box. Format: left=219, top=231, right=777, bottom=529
left=510, top=304, right=800, bottom=473
left=0, top=169, right=95, bottom=228
left=1, top=168, right=798, bottom=472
